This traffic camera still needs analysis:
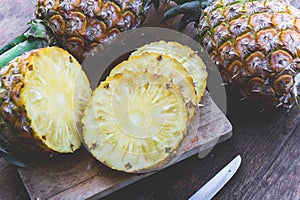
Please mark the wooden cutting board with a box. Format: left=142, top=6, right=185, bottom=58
left=18, top=91, right=232, bottom=200
left=10, top=1, right=232, bottom=199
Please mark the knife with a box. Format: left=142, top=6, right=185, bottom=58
left=189, top=155, right=242, bottom=200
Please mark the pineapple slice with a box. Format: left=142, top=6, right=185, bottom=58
left=0, top=47, right=92, bottom=153
left=110, top=52, right=197, bottom=119
left=131, top=41, right=208, bottom=103
left=82, top=72, right=187, bottom=173
left=22, top=47, right=92, bottom=153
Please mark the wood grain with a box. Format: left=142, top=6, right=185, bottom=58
left=252, top=126, right=300, bottom=200
left=0, top=159, right=29, bottom=200
left=18, top=92, right=232, bottom=199
left=0, top=1, right=36, bottom=48
left=213, top=99, right=300, bottom=200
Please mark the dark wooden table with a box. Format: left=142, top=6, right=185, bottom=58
left=0, top=1, right=299, bottom=200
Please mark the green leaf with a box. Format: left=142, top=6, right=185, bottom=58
left=0, top=35, right=27, bottom=55
left=0, top=19, right=49, bottom=64
left=173, top=0, right=195, bottom=4
left=0, top=38, right=48, bottom=68
left=164, top=1, right=201, bottom=20
left=24, top=19, right=48, bottom=39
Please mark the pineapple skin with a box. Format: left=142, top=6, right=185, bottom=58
left=0, top=54, right=53, bottom=154
left=197, top=0, right=300, bottom=108
left=36, top=0, right=147, bottom=61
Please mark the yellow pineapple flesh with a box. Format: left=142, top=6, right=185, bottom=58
left=82, top=72, right=187, bottom=173
left=0, top=47, right=91, bottom=154
left=110, top=52, right=197, bottom=119
left=131, top=40, right=208, bottom=104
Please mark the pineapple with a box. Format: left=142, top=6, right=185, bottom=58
left=82, top=71, right=187, bottom=173
left=35, top=0, right=152, bottom=61
left=1, top=0, right=158, bottom=68
left=110, top=52, right=197, bottom=119
left=164, top=0, right=300, bottom=109
left=0, top=47, right=91, bottom=154
left=131, top=41, right=208, bottom=104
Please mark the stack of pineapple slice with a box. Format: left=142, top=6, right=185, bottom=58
left=82, top=41, right=208, bottom=173
left=0, top=41, right=207, bottom=173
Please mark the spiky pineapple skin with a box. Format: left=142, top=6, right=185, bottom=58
left=0, top=54, right=53, bottom=154
left=36, top=0, right=147, bottom=61
left=197, top=0, right=300, bottom=108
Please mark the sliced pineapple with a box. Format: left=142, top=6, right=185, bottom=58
left=110, top=52, right=197, bottom=119
left=131, top=41, right=208, bottom=103
left=21, top=47, right=91, bottom=153
left=82, top=72, right=187, bottom=173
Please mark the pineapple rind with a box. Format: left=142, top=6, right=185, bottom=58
left=110, top=52, right=197, bottom=119
left=82, top=72, right=187, bottom=173
left=131, top=41, right=208, bottom=104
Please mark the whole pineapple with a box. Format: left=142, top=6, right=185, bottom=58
left=35, top=0, right=151, bottom=61
left=165, top=0, right=300, bottom=109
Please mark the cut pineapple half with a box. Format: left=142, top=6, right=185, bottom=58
left=110, top=52, right=197, bottom=119
left=131, top=41, right=208, bottom=103
left=82, top=72, right=187, bottom=173
left=21, top=47, right=92, bottom=153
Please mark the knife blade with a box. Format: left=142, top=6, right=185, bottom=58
left=189, top=155, right=241, bottom=200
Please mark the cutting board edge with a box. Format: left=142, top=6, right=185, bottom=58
left=77, top=128, right=233, bottom=200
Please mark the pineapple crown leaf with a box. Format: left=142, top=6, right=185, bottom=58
left=163, top=1, right=201, bottom=21
left=24, top=19, right=48, bottom=39
left=162, top=0, right=211, bottom=30
left=0, top=19, right=48, bottom=58
left=0, top=19, right=49, bottom=68
left=0, top=35, right=27, bottom=55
